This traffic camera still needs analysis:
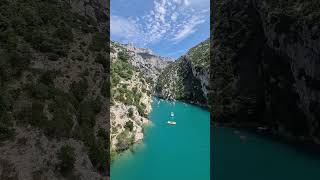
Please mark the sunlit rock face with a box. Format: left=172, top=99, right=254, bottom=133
left=110, top=41, right=170, bottom=154
left=155, top=39, right=209, bottom=107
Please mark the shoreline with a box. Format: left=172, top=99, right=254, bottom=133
left=153, top=95, right=209, bottom=111
left=213, top=122, right=320, bottom=157
left=111, top=111, right=154, bottom=164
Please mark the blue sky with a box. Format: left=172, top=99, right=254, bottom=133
left=111, top=0, right=210, bottom=59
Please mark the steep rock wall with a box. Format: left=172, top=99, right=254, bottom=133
left=210, top=0, right=320, bottom=143
left=155, top=39, right=209, bottom=106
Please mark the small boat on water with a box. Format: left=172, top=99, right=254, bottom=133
left=233, top=130, right=240, bottom=134
left=170, top=112, right=174, bottom=117
left=257, top=126, right=268, bottom=131
left=167, top=121, right=176, bottom=125
left=240, top=135, right=247, bottom=143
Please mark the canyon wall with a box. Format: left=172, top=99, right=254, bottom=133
left=210, top=0, right=320, bottom=143
left=155, top=39, right=209, bottom=106
left=0, top=0, right=109, bottom=179
left=110, top=41, right=168, bottom=157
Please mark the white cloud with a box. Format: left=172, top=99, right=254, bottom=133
left=111, top=16, right=139, bottom=38
left=171, top=12, right=178, bottom=21
left=172, top=0, right=182, bottom=4
left=171, top=15, right=206, bottom=43
left=184, top=0, right=190, bottom=6
left=187, top=0, right=209, bottom=8
left=165, top=48, right=188, bottom=56
left=111, top=0, right=209, bottom=46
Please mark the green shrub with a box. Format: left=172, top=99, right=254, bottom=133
left=88, top=143, right=108, bottom=173
left=124, top=121, right=134, bottom=132
left=47, top=53, right=59, bottom=61
left=89, top=32, right=107, bottom=51
left=73, top=125, right=107, bottom=173
left=78, top=100, right=97, bottom=127
left=30, top=100, right=47, bottom=127
left=24, top=29, right=69, bottom=57
left=46, top=96, right=74, bottom=138
left=57, top=145, right=75, bottom=176
left=95, top=53, right=108, bottom=69
left=137, top=105, right=145, bottom=117
left=116, top=130, right=134, bottom=150
left=0, top=95, right=9, bottom=115
left=0, top=50, right=32, bottom=80
left=30, top=83, right=51, bottom=100
left=0, top=123, right=15, bottom=141
left=111, top=55, right=134, bottom=81
left=11, top=16, right=27, bottom=35
left=70, top=78, right=88, bottom=102
left=0, top=95, right=14, bottom=141
left=128, top=108, right=134, bottom=118
left=111, top=73, right=120, bottom=87
left=92, top=97, right=102, bottom=113
left=39, top=70, right=57, bottom=86
left=54, top=24, right=74, bottom=42
left=97, top=128, right=108, bottom=142
left=71, top=53, right=84, bottom=61
left=118, top=51, right=130, bottom=61
left=101, top=79, right=110, bottom=98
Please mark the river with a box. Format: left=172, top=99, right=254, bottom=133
left=111, top=97, right=210, bottom=180
left=212, top=127, right=320, bottom=179
left=111, top=97, right=320, bottom=180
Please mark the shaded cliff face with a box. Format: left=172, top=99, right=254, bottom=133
left=210, top=0, right=320, bottom=142
left=155, top=39, right=209, bottom=106
left=0, top=0, right=109, bottom=179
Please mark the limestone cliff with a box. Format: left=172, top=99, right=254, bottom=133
left=155, top=39, right=209, bottom=106
left=110, top=41, right=168, bottom=158
left=112, top=41, right=170, bottom=87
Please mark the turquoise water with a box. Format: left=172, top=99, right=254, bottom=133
left=111, top=97, right=210, bottom=180
left=212, top=127, right=320, bottom=179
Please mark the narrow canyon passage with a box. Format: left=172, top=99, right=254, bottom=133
left=111, top=98, right=210, bottom=180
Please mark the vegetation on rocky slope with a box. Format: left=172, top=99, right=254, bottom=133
left=187, top=39, right=210, bottom=69
left=110, top=42, right=152, bottom=161
left=210, top=0, right=320, bottom=143
left=155, top=39, right=209, bottom=106
left=0, top=0, right=109, bottom=178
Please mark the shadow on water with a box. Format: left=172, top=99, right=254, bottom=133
left=211, top=126, right=320, bottom=180
left=231, top=127, right=320, bottom=161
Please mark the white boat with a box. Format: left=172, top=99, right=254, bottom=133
left=170, top=112, right=174, bottom=117
left=167, top=121, right=176, bottom=125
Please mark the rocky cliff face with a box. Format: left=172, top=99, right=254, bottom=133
left=156, top=39, right=209, bottom=106
left=210, top=0, right=320, bottom=143
left=110, top=42, right=153, bottom=156
left=0, top=0, right=109, bottom=179
left=112, top=41, right=170, bottom=87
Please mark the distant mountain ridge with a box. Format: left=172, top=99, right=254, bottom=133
left=111, top=41, right=171, bottom=86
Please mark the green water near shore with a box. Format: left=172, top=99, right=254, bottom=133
left=111, top=97, right=210, bottom=180
left=212, top=127, right=320, bottom=179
